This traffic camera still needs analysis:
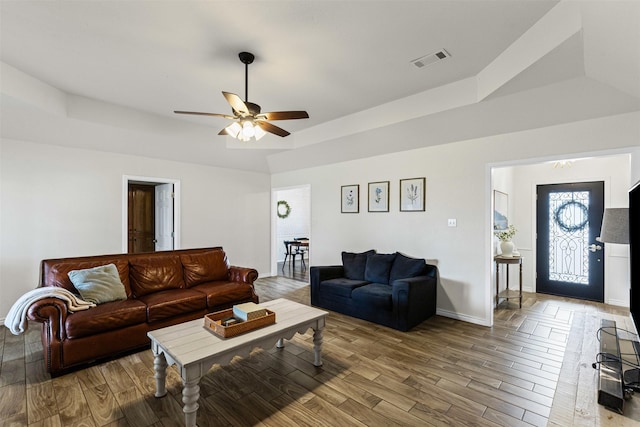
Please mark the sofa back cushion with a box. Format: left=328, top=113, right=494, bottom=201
left=43, top=258, right=132, bottom=297
left=129, top=254, right=185, bottom=297
left=180, top=249, right=230, bottom=287
left=342, top=250, right=376, bottom=280
left=364, top=253, right=397, bottom=284
left=389, top=253, right=427, bottom=284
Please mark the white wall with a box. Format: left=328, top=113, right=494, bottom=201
left=272, top=112, right=640, bottom=326
left=275, top=187, right=310, bottom=262
left=0, top=138, right=271, bottom=319
left=503, top=154, right=631, bottom=306
left=632, top=147, right=640, bottom=186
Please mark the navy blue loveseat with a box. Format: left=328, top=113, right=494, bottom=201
left=310, top=250, right=437, bottom=331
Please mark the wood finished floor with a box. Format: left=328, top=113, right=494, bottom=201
left=1, top=277, right=640, bottom=426
left=278, top=261, right=309, bottom=283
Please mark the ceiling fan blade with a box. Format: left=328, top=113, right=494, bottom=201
left=256, top=120, right=290, bottom=137
left=218, top=127, right=230, bottom=136
left=222, top=91, right=250, bottom=116
left=174, top=110, right=235, bottom=119
left=258, top=111, right=309, bottom=120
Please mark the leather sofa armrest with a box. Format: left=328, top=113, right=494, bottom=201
left=27, top=297, right=69, bottom=337
left=310, top=266, right=344, bottom=305
left=229, top=266, right=260, bottom=304
left=392, top=275, right=437, bottom=331
left=26, top=297, right=68, bottom=375
left=228, top=266, right=258, bottom=284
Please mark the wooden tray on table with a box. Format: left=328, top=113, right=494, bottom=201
left=204, top=308, right=276, bottom=338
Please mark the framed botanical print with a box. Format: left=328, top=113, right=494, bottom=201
left=341, top=184, right=359, bottom=213
left=400, top=177, right=425, bottom=212
left=368, top=181, right=389, bottom=212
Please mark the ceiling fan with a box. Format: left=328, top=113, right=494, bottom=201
left=174, top=52, right=309, bottom=141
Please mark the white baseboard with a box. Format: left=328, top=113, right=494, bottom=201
left=606, top=298, right=629, bottom=308
left=436, top=308, right=491, bottom=327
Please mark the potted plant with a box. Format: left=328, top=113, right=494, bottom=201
left=495, top=225, right=517, bottom=257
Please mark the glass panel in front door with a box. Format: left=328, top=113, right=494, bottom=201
left=547, top=190, right=590, bottom=285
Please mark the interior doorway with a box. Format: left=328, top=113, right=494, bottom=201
left=122, top=176, right=181, bottom=253
left=128, top=183, right=156, bottom=253
left=272, top=185, right=311, bottom=280
left=490, top=153, right=631, bottom=322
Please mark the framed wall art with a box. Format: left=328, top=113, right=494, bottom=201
left=493, top=190, right=508, bottom=230
left=368, top=181, right=389, bottom=212
left=341, top=184, right=359, bottom=213
left=400, top=177, right=425, bottom=212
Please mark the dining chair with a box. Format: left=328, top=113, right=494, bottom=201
left=293, top=237, right=308, bottom=269
left=283, top=240, right=304, bottom=271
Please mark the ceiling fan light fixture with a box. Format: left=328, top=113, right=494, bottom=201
left=224, top=122, right=242, bottom=138
left=242, top=120, right=256, bottom=139
left=254, top=124, right=267, bottom=141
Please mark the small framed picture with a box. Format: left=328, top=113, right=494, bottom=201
left=341, top=185, right=359, bottom=213
left=368, top=181, right=390, bottom=212
left=493, top=190, right=508, bottom=230
left=400, top=178, right=425, bottom=212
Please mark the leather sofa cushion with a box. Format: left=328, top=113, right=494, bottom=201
left=44, top=259, right=132, bottom=297
left=129, top=255, right=185, bottom=297
left=389, top=253, right=426, bottom=284
left=65, top=299, right=147, bottom=339
left=137, top=288, right=206, bottom=323
left=181, top=250, right=230, bottom=287
left=364, top=253, right=397, bottom=284
left=320, top=278, right=369, bottom=298
left=191, top=281, right=255, bottom=309
left=352, top=283, right=393, bottom=311
left=342, top=250, right=376, bottom=280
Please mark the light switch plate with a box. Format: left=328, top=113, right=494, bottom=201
left=448, top=219, right=457, bottom=227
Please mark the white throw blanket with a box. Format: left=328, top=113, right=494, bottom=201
left=4, top=287, right=96, bottom=335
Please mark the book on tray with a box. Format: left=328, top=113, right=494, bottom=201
left=232, top=302, right=267, bottom=321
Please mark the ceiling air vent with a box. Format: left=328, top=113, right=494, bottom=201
left=411, top=49, right=451, bottom=69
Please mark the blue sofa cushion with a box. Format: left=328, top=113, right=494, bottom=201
left=364, top=253, right=396, bottom=284
left=389, top=253, right=427, bottom=284
left=342, top=250, right=376, bottom=280
left=320, top=278, right=370, bottom=298
left=352, top=283, right=393, bottom=311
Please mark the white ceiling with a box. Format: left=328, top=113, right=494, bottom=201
left=1, top=1, right=639, bottom=173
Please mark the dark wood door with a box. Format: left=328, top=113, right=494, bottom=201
left=128, top=184, right=155, bottom=253
left=536, top=181, right=605, bottom=302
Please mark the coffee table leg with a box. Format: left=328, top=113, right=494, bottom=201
left=182, top=379, right=200, bottom=427
left=153, top=351, right=168, bottom=398
left=313, top=328, right=323, bottom=367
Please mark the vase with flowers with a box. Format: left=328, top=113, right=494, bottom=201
left=495, top=225, right=517, bottom=257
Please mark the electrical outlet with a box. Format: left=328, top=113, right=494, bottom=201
left=448, top=219, right=457, bottom=227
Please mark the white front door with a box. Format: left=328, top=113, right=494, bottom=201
left=155, top=183, right=174, bottom=251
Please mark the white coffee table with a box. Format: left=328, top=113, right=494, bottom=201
left=147, top=298, right=328, bottom=427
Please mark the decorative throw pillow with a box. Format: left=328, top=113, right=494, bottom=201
left=67, top=263, right=127, bottom=304
left=342, top=250, right=376, bottom=280
left=389, top=253, right=426, bottom=284
left=364, top=253, right=397, bottom=285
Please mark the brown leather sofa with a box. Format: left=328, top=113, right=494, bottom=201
left=27, top=247, right=259, bottom=375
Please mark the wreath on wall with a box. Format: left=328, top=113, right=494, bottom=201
left=277, top=200, right=291, bottom=219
